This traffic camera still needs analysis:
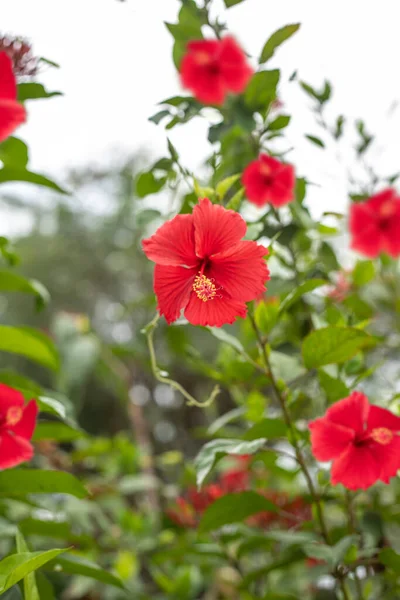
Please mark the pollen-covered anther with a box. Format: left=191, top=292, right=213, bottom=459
left=370, top=427, right=393, bottom=445
left=193, top=273, right=217, bottom=302
left=6, top=406, right=22, bottom=426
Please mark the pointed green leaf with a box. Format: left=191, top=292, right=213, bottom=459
left=0, top=270, right=49, bottom=309
left=200, top=491, right=278, bottom=532
left=0, top=326, right=59, bottom=371
left=17, top=83, right=62, bottom=102
left=259, top=24, right=300, bottom=64
left=279, top=279, right=327, bottom=313
left=0, top=469, right=87, bottom=498
left=302, top=327, right=376, bottom=368
left=0, top=168, right=67, bottom=193
left=15, top=532, right=40, bottom=600
left=46, top=555, right=124, bottom=589
left=0, top=549, right=67, bottom=594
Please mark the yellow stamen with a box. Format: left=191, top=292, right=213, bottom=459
left=6, top=406, right=22, bottom=426
left=193, top=273, right=217, bottom=302
left=370, top=427, right=393, bottom=445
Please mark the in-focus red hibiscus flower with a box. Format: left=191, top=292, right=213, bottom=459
left=242, top=154, right=295, bottom=208
left=0, top=52, right=26, bottom=142
left=180, top=36, right=253, bottom=105
left=142, top=198, right=270, bottom=327
left=349, top=188, right=400, bottom=258
left=309, top=391, right=400, bottom=490
left=0, top=384, right=38, bottom=469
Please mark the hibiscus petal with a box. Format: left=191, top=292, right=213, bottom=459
left=367, top=405, right=400, bottom=432
left=142, top=214, right=198, bottom=267
left=0, top=100, right=26, bottom=143
left=0, top=431, right=33, bottom=469
left=193, top=198, right=247, bottom=258
left=242, top=162, right=270, bottom=207
left=219, top=37, right=253, bottom=92
left=0, top=53, right=17, bottom=101
left=384, top=218, right=400, bottom=257
left=184, top=292, right=247, bottom=327
left=11, top=399, right=38, bottom=440
left=309, top=417, right=355, bottom=461
left=0, top=383, right=24, bottom=414
left=331, top=444, right=381, bottom=490
left=208, top=241, right=269, bottom=301
left=349, top=204, right=383, bottom=258
left=326, top=391, right=369, bottom=436
left=372, top=436, right=400, bottom=484
left=154, top=264, right=197, bottom=324
left=180, top=54, right=226, bottom=104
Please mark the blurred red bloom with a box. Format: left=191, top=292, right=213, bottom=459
left=327, top=270, right=352, bottom=303
left=142, top=198, right=269, bottom=327
left=220, top=467, right=249, bottom=493
left=166, top=497, right=197, bottom=528
left=309, top=391, right=400, bottom=490
left=0, top=384, right=38, bottom=469
left=250, top=491, right=311, bottom=528
left=180, top=37, right=253, bottom=105
left=350, top=188, right=400, bottom=258
left=242, top=154, right=295, bottom=208
left=0, top=52, right=26, bottom=142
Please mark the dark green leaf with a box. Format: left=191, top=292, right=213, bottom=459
left=200, top=491, right=278, bottom=532
left=300, top=80, right=331, bottom=104
left=305, top=134, right=325, bottom=148
left=0, top=137, right=29, bottom=168
left=379, top=548, right=400, bottom=571
left=259, top=24, right=300, bottom=63
left=279, top=279, right=327, bottom=313
left=268, top=115, right=291, bottom=131
left=32, top=422, right=85, bottom=442
left=302, top=327, right=375, bottom=368
left=195, top=438, right=266, bottom=487
left=224, top=0, right=245, bottom=6
left=46, top=555, right=124, bottom=589
left=0, top=469, right=87, bottom=498
left=0, top=168, right=67, bottom=193
left=244, top=70, right=280, bottom=113
left=136, top=172, right=166, bottom=198
left=17, top=83, right=62, bottom=102
left=243, top=418, right=287, bottom=441
left=0, top=326, right=59, bottom=371
left=0, top=270, right=49, bottom=310
left=148, top=110, right=170, bottom=125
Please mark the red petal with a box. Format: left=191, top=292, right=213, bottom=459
left=184, top=291, right=247, bottom=327
left=309, top=417, right=354, bottom=461
left=331, top=444, right=381, bottom=490
left=242, top=161, right=270, bottom=206
left=375, top=436, right=400, bottom=483
left=11, top=399, right=38, bottom=440
left=154, top=264, right=197, bottom=324
left=384, top=218, right=400, bottom=257
left=193, top=198, right=246, bottom=258
left=208, top=241, right=269, bottom=301
left=0, top=384, right=24, bottom=415
left=366, top=404, right=400, bottom=432
left=142, top=213, right=198, bottom=267
left=0, top=53, right=17, bottom=101
left=180, top=54, right=226, bottom=104
left=0, top=100, right=26, bottom=143
left=349, top=204, right=383, bottom=258
left=219, top=37, right=253, bottom=93
left=326, top=391, right=369, bottom=436
left=186, top=40, right=220, bottom=55
left=0, top=431, right=33, bottom=469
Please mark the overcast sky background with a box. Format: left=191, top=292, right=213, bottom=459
left=2, top=0, right=400, bottom=236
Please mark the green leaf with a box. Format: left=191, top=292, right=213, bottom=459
left=305, top=134, right=325, bottom=148
left=225, top=188, right=244, bottom=211
left=37, top=396, right=67, bottom=419
left=0, top=469, right=87, bottom=498
left=245, top=70, right=280, bottom=113
left=199, top=491, right=278, bottom=532
left=300, top=80, right=331, bottom=104
left=0, top=549, right=67, bottom=594
left=207, top=327, right=245, bottom=354
left=243, top=418, right=287, bottom=441
left=352, top=260, right=375, bottom=286
left=0, top=326, right=59, bottom=371
left=32, top=422, right=84, bottom=442
left=302, top=327, right=375, bottom=368
left=379, top=548, right=400, bottom=571
left=47, top=555, right=125, bottom=589
left=194, top=438, right=266, bottom=487
left=259, top=24, right=300, bottom=63
left=136, top=172, right=166, bottom=198
left=148, top=110, right=170, bottom=125
left=304, top=535, right=358, bottom=568
left=207, top=407, right=244, bottom=435
left=318, top=370, right=349, bottom=403
left=268, top=115, right=291, bottom=131
left=19, top=518, right=71, bottom=540
left=0, top=168, right=67, bottom=193
left=0, top=137, right=28, bottom=168
left=216, top=174, right=240, bottom=200
left=15, top=532, right=39, bottom=600
left=279, top=279, right=327, bottom=313
left=17, top=83, right=62, bottom=102
left=254, top=298, right=279, bottom=333
left=224, top=0, right=245, bottom=6
left=0, top=270, right=49, bottom=309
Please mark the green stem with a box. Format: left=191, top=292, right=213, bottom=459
left=144, top=313, right=220, bottom=408
left=346, top=490, right=364, bottom=600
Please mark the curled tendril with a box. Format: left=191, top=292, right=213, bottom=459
left=143, top=313, right=220, bottom=408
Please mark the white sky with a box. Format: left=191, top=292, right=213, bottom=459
left=2, top=0, right=400, bottom=231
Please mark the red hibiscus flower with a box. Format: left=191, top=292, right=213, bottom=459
left=142, top=198, right=270, bottom=327
left=349, top=188, right=400, bottom=258
left=0, top=384, right=38, bottom=469
left=242, top=154, right=295, bottom=208
left=309, top=391, right=400, bottom=491
left=180, top=36, right=253, bottom=105
left=0, top=52, right=26, bottom=142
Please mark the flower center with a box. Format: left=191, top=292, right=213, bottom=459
left=6, top=406, right=22, bottom=426
left=370, top=427, right=393, bottom=445
left=195, top=51, right=212, bottom=66
left=380, top=201, right=396, bottom=219
left=193, top=273, right=217, bottom=302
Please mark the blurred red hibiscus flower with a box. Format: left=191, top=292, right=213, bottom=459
left=142, top=198, right=269, bottom=327
left=309, top=391, right=400, bottom=490
left=242, top=154, right=295, bottom=208
left=0, top=383, right=38, bottom=469
left=180, top=37, right=253, bottom=105
left=350, top=188, right=400, bottom=258
left=0, top=52, right=26, bottom=142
